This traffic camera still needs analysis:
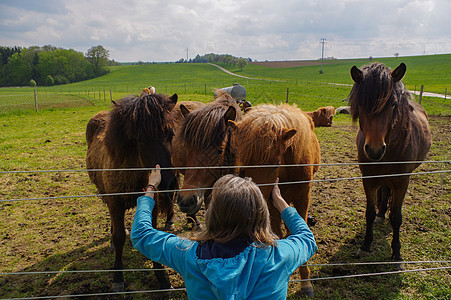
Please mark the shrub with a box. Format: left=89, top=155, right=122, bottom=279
left=29, top=79, right=37, bottom=87
left=45, top=75, right=54, bottom=86
left=54, top=75, right=69, bottom=85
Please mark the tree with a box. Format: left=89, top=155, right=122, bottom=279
left=85, top=45, right=110, bottom=76
left=45, top=74, right=54, bottom=86
left=237, top=58, right=248, bottom=71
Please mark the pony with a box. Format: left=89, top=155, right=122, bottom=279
left=86, top=92, right=179, bottom=291
left=229, top=103, right=321, bottom=297
left=349, top=62, right=432, bottom=267
left=306, top=106, right=336, bottom=127
left=171, top=90, right=242, bottom=217
left=156, top=100, right=207, bottom=229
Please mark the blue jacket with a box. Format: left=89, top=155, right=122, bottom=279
left=131, top=196, right=317, bottom=300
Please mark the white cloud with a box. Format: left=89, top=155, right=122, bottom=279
left=0, top=0, right=450, bottom=62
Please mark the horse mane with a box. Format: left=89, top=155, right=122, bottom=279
left=348, top=62, right=413, bottom=149
left=235, top=103, right=311, bottom=164
left=181, top=91, right=241, bottom=150
left=104, top=93, right=175, bottom=160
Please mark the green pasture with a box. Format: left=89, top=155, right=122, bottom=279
left=1, top=54, right=450, bottom=116
left=0, top=55, right=450, bottom=299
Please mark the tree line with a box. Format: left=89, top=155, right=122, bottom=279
left=182, top=53, right=251, bottom=71
left=0, top=45, right=117, bottom=87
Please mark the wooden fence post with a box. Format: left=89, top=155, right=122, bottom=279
left=34, top=89, right=38, bottom=112
left=419, top=85, right=424, bottom=104
left=110, top=89, right=112, bottom=102
left=286, top=88, right=289, bottom=103
left=445, top=88, right=447, bottom=102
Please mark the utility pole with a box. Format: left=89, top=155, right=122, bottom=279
left=186, top=48, right=189, bottom=62
left=320, top=38, right=326, bottom=74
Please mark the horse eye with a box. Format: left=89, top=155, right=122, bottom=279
left=217, top=148, right=224, bottom=155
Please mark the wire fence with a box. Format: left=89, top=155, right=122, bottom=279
left=0, top=161, right=449, bottom=203
left=1, top=160, right=449, bottom=299
left=3, top=265, right=450, bottom=299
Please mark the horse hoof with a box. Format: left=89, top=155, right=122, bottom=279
left=300, top=286, right=315, bottom=298
left=374, top=216, right=385, bottom=224
left=112, top=282, right=125, bottom=292
left=394, top=261, right=405, bottom=270
left=194, top=223, right=204, bottom=231
left=164, top=222, right=175, bottom=231
left=356, top=248, right=371, bottom=257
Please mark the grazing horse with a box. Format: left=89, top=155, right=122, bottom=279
left=349, top=62, right=432, bottom=267
left=306, top=106, right=336, bottom=127
left=171, top=90, right=242, bottom=216
left=86, top=92, right=178, bottom=291
left=229, top=103, right=321, bottom=297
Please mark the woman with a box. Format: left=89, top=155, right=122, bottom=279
left=131, top=165, right=317, bottom=299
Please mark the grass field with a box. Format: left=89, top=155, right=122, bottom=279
left=0, top=55, right=450, bottom=299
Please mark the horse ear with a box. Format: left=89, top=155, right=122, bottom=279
left=223, top=106, right=237, bottom=124
left=282, top=128, right=297, bottom=142
left=168, top=93, right=178, bottom=109
left=180, top=104, right=190, bottom=118
left=392, top=63, right=406, bottom=82
left=227, top=120, right=238, bottom=130
left=351, top=66, right=363, bottom=83
left=111, top=100, right=118, bottom=106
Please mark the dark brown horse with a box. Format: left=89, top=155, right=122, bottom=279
left=86, top=92, right=178, bottom=291
left=349, top=62, right=432, bottom=267
left=171, top=90, right=242, bottom=216
left=229, top=103, right=321, bottom=297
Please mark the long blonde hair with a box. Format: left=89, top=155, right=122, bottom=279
left=193, top=174, right=278, bottom=246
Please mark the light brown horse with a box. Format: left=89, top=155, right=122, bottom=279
left=171, top=91, right=242, bottom=216
left=229, top=103, right=321, bottom=297
left=306, top=106, right=336, bottom=127
left=349, top=62, right=432, bottom=267
left=86, top=92, right=178, bottom=291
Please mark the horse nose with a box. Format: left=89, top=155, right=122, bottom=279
left=364, top=143, right=386, bottom=161
left=177, top=194, right=200, bottom=214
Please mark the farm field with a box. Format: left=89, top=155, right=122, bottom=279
left=0, top=57, right=450, bottom=299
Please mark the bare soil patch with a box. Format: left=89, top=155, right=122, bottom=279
left=251, top=60, right=323, bottom=68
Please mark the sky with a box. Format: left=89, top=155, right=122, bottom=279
left=1, top=0, right=450, bottom=62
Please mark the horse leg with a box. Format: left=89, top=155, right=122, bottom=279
left=389, top=182, right=408, bottom=270
left=107, top=200, right=126, bottom=292
left=286, top=182, right=314, bottom=298
left=375, top=186, right=391, bottom=223
left=358, top=183, right=377, bottom=256
left=152, top=205, right=172, bottom=289
left=163, top=207, right=175, bottom=231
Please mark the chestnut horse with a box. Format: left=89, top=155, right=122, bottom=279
left=171, top=90, right=242, bottom=216
left=86, top=92, right=178, bottom=291
left=229, top=103, right=321, bottom=297
left=306, top=106, right=336, bottom=127
left=349, top=62, right=432, bottom=267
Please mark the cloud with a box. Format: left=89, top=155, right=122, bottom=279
left=0, top=0, right=450, bottom=62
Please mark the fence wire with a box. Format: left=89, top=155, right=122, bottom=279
left=3, top=266, right=450, bottom=300
left=0, top=169, right=449, bottom=203
left=1, top=160, right=449, bottom=299
left=1, top=160, right=449, bottom=174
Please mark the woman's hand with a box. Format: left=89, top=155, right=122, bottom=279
left=271, top=178, right=289, bottom=213
left=148, top=164, right=161, bottom=188
left=144, top=165, right=161, bottom=196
